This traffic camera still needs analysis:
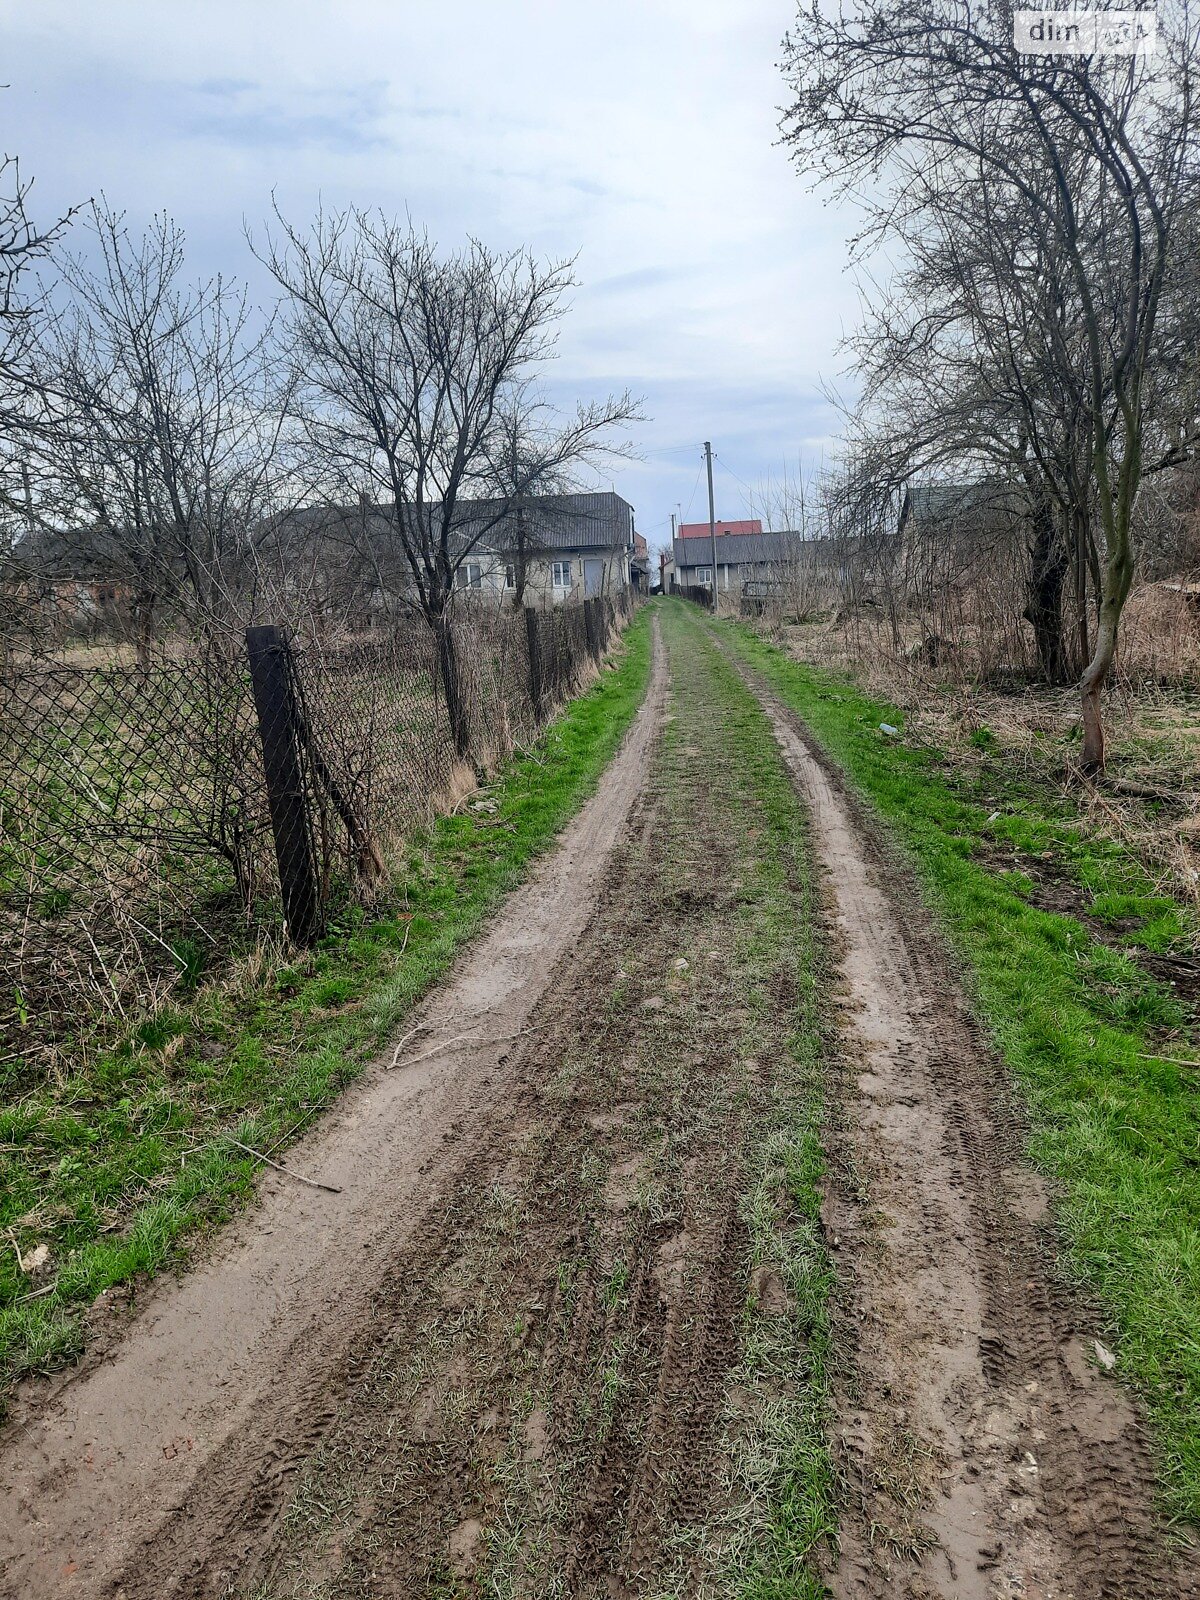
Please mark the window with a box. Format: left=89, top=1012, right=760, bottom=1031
left=695, top=567, right=712, bottom=586
left=457, top=562, right=483, bottom=590
left=504, top=564, right=515, bottom=589
left=552, top=560, right=572, bottom=588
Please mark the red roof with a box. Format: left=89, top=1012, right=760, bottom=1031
left=678, top=519, right=762, bottom=538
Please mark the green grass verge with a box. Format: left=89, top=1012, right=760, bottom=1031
left=718, top=610, right=1200, bottom=1526
left=0, top=612, right=654, bottom=1402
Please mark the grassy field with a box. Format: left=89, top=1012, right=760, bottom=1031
left=722, top=617, right=1200, bottom=1527
left=0, top=611, right=653, bottom=1404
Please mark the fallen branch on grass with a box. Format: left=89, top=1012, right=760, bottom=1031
left=226, top=1137, right=343, bottom=1194
left=1109, top=777, right=1190, bottom=806
left=14, top=1282, right=57, bottom=1305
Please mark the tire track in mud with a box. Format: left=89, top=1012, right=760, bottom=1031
left=717, top=633, right=1196, bottom=1600
left=0, top=621, right=668, bottom=1600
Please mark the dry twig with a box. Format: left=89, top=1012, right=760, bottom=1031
left=226, top=1136, right=342, bottom=1194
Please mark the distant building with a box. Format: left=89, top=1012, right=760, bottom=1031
left=630, top=531, right=651, bottom=593
left=676, top=519, right=763, bottom=540
left=7, top=491, right=642, bottom=642
left=672, top=530, right=802, bottom=595
left=8, top=524, right=133, bottom=634
left=896, top=481, right=1026, bottom=595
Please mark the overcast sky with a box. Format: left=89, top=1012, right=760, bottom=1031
left=2, top=0, right=863, bottom=549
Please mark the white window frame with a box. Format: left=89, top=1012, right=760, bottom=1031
left=457, top=561, right=483, bottom=590
left=695, top=566, right=712, bottom=586
left=552, top=560, right=572, bottom=589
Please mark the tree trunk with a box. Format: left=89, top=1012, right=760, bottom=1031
left=1071, top=505, right=1091, bottom=679
left=510, top=502, right=528, bottom=610
left=1080, top=616, right=1115, bottom=771
left=433, top=605, right=471, bottom=760
left=1022, top=498, right=1069, bottom=683
left=132, top=588, right=156, bottom=669
left=1079, top=509, right=1135, bottom=773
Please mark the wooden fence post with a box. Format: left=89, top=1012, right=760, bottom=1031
left=245, top=625, right=322, bottom=945
left=524, top=606, right=545, bottom=722
left=584, top=598, right=600, bottom=662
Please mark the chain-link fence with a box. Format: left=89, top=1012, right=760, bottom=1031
left=2, top=590, right=635, bottom=1072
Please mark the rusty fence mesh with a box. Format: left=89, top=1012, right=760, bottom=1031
left=2, top=592, right=634, bottom=1071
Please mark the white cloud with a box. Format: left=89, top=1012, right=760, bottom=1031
left=1, top=0, right=862, bottom=531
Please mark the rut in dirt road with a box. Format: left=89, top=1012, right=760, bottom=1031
left=716, top=627, right=1195, bottom=1600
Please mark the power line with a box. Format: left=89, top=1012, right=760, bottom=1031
left=642, top=442, right=711, bottom=459
left=713, top=452, right=758, bottom=505
left=680, top=455, right=705, bottom=523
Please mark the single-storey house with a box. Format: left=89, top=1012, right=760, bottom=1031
left=7, top=524, right=134, bottom=634
left=896, top=482, right=1028, bottom=596
left=282, top=491, right=639, bottom=616
left=672, top=530, right=846, bottom=595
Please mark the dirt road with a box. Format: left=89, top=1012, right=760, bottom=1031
left=0, top=607, right=1189, bottom=1598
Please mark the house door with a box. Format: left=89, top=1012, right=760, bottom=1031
left=584, top=558, right=605, bottom=597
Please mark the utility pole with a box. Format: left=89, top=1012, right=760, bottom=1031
left=704, top=440, right=718, bottom=613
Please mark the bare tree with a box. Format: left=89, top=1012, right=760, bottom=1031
left=835, top=147, right=1104, bottom=681
left=0, top=155, right=77, bottom=448
left=0, top=155, right=78, bottom=654
left=488, top=389, right=638, bottom=611
left=28, top=202, right=291, bottom=659
left=256, top=207, right=637, bottom=756
left=782, top=0, right=1200, bottom=767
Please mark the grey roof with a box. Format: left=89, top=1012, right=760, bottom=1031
left=286, top=491, right=635, bottom=557
left=12, top=491, right=637, bottom=589
left=11, top=523, right=128, bottom=582
left=900, top=482, right=1024, bottom=529
left=673, top=531, right=841, bottom=568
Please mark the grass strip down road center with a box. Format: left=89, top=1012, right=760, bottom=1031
left=720, top=613, right=1200, bottom=1527
left=0, top=610, right=654, bottom=1403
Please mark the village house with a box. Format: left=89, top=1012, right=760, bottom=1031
left=7, top=524, right=134, bottom=638
left=449, top=490, right=640, bottom=605
left=673, top=526, right=846, bottom=591
left=9, top=490, right=644, bottom=640
left=895, top=481, right=1029, bottom=600
left=285, top=490, right=641, bottom=618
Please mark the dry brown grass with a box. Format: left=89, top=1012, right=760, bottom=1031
left=769, top=586, right=1200, bottom=910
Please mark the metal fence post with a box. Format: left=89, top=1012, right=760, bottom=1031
left=245, top=625, right=322, bottom=945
